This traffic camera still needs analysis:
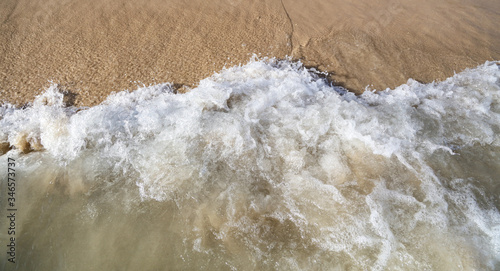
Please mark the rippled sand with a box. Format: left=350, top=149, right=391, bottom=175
left=1, top=0, right=499, bottom=105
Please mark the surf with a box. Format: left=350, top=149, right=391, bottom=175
left=1, top=59, right=499, bottom=270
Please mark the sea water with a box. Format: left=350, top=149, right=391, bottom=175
left=0, top=59, right=499, bottom=270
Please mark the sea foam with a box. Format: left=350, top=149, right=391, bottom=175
left=1, top=59, right=499, bottom=270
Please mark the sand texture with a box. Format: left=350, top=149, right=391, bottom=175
left=1, top=0, right=499, bottom=106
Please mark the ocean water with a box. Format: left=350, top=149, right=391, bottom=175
left=1, top=59, right=499, bottom=270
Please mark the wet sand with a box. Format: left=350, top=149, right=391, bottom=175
left=1, top=0, right=499, bottom=106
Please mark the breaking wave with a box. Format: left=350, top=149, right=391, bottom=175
left=1, top=59, right=500, bottom=270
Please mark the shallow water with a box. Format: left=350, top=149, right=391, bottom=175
left=1, top=59, right=499, bottom=270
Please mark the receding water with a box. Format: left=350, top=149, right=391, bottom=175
left=1, top=59, right=499, bottom=270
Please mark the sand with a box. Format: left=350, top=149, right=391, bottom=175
left=1, top=0, right=499, bottom=106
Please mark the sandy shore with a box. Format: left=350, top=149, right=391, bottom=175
left=1, top=0, right=499, bottom=106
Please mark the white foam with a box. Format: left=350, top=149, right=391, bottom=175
left=1, top=59, right=499, bottom=270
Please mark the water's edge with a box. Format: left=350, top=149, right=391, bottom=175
left=1, top=59, right=499, bottom=270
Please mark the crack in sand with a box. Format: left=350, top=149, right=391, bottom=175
left=1, top=1, right=19, bottom=25
left=280, top=0, right=294, bottom=55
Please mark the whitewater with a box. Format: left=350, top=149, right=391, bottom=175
left=1, top=59, right=499, bottom=270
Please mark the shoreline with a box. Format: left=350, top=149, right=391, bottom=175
left=1, top=0, right=499, bottom=106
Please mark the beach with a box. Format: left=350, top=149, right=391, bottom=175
left=1, top=1, right=500, bottom=270
left=1, top=0, right=499, bottom=105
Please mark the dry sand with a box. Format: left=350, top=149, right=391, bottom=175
left=1, top=0, right=499, bottom=106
